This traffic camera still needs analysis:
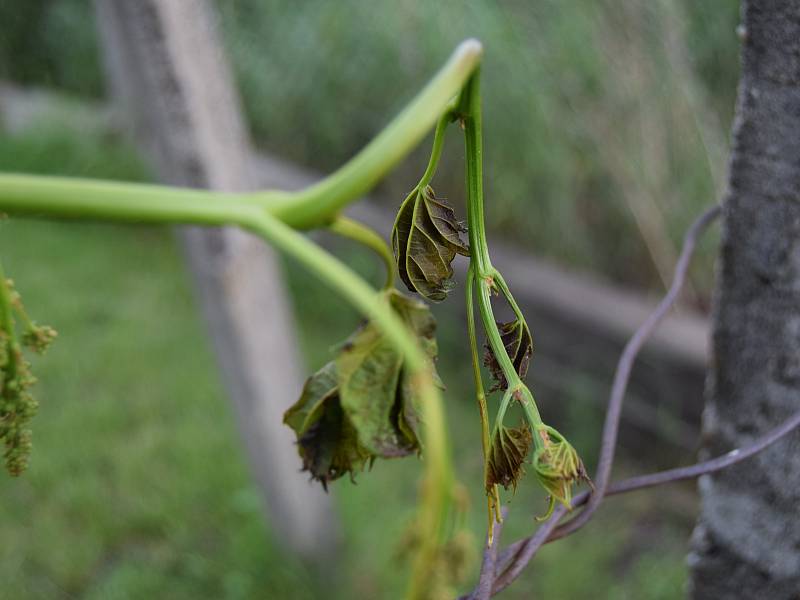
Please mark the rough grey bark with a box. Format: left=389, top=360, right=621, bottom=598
left=688, top=1, right=800, bottom=598
left=93, top=0, right=337, bottom=559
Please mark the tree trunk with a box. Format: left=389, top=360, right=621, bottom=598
left=93, top=0, right=337, bottom=560
left=689, top=1, right=800, bottom=598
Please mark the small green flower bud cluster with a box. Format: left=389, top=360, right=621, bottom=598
left=532, top=425, right=592, bottom=520
left=0, top=275, right=55, bottom=476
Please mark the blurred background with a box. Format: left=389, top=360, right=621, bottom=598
left=0, top=1, right=740, bottom=598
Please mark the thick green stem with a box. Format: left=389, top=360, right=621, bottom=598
left=265, top=39, right=483, bottom=230
left=467, top=267, right=503, bottom=536
left=417, top=112, right=452, bottom=190
left=461, top=71, right=491, bottom=277
left=0, top=174, right=263, bottom=225
left=328, top=216, right=394, bottom=289
left=461, top=70, right=542, bottom=440
left=0, top=41, right=483, bottom=234
left=520, top=388, right=544, bottom=432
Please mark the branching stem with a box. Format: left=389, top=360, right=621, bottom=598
left=328, top=216, right=395, bottom=289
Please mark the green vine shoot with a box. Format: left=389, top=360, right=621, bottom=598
left=0, top=39, right=592, bottom=597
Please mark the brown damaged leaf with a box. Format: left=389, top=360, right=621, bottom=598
left=486, top=424, right=532, bottom=491
left=283, top=362, right=374, bottom=489
left=392, top=185, right=469, bottom=302
left=483, top=319, right=533, bottom=391
left=284, top=290, right=444, bottom=489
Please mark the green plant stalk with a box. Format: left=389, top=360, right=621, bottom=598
left=460, top=73, right=522, bottom=394
left=0, top=174, right=264, bottom=225
left=459, top=72, right=546, bottom=439
left=266, top=39, right=483, bottom=230
left=466, top=266, right=502, bottom=532
left=492, top=269, right=530, bottom=334
left=0, top=39, right=483, bottom=234
left=417, top=112, right=452, bottom=190
left=328, top=216, right=394, bottom=290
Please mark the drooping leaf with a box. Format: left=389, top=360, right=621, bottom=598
left=387, top=290, right=444, bottom=447
left=486, top=424, right=533, bottom=491
left=336, top=290, right=443, bottom=456
left=392, top=185, right=469, bottom=302
left=388, top=288, right=438, bottom=341
left=283, top=362, right=374, bottom=489
left=337, top=321, right=411, bottom=457
left=483, top=318, right=533, bottom=391
left=284, top=289, right=446, bottom=489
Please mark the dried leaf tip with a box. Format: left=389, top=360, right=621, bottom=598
left=283, top=362, right=373, bottom=489
left=392, top=185, right=469, bottom=302
left=483, top=319, right=533, bottom=391
left=486, top=424, right=532, bottom=492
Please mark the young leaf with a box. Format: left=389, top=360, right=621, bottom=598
left=486, top=424, right=533, bottom=491
left=392, top=185, right=469, bottom=302
left=532, top=426, right=592, bottom=520
left=483, top=319, right=533, bottom=391
left=283, top=362, right=374, bottom=489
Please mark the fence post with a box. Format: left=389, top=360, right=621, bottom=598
left=93, top=0, right=337, bottom=560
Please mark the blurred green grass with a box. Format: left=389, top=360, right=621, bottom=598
left=0, top=103, right=694, bottom=600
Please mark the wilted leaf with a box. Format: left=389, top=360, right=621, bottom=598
left=284, top=290, right=446, bottom=489
left=486, top=424, right=533, bottom=491
left=337, top=322, right=411, bottom=457
left=337, top=290, right=443, bottom=456
left=483, top=319, right=533, bottom=391
left=283, top=362, right=374, bottom=489
left=387, top=290, right=443, bottom=447
left=392, top=185, right=469, bottom=302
